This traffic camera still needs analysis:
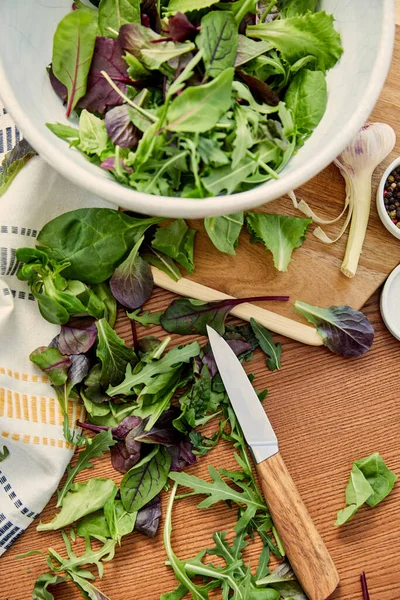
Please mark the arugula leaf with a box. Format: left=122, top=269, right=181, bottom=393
left=32, top=573, right=65, bottom=600
left=127, top=308, right=163, bottom=326
left=165, top=0, right=220, bottom=15
left=152, top=220, right=196, bottom=274
left=56, top=431, right=117, bottom=507
left=51, top=10, right=98, bottom=116
left=160, top=295, right=288, bottom=336
left=170, top=466, right=266, bottom=510
left=0, top=445, right=9, bottom=462
left=166, top=68, right=234, bottom=133
left=107, top=341, right=200, bottom=396
left=78, top=110, right=109, bottom=157
left=96, top=318, right=137, bottom=387
left=37, top=208, right=163, bottom=283
left=294, top=301, right=374, bottom=358
left=46, top=122, right=80, bottom=142
left=204, top=213, right=243, bottom=256
left=335, top=454, right=397, bottom=526
left=197, top=11, right=239, bottom=79
left=30, top=347, right=71, bottom=386
left=99, top=0, right=141, bottom=37
left=0, top=139, right=36, bottom=197
left=247, top=11, right=343, bottom=72
left=250, top=318, right=281, bottom=371
left=246, top=212, right=312, bottom=271
left=121, top=446, right=171, bottom=512
left=285, top=69, right=327, bottom=135
left=110, top=236, right=154, bottom=309
left=37, top=479, right=117, bottom=531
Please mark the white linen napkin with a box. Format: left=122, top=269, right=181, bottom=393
left=0, top=104, right=113, bottom=556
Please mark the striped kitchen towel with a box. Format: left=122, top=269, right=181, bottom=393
left=0, top=103, right=113, bottom=555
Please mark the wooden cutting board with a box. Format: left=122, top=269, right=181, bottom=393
left=184, top=34, right=400, bottom=324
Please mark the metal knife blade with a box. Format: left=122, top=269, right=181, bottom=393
left=207, top=325, right=279, bottom=464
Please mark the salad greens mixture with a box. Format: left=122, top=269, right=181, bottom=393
left=15, top=206, right=377, bottom=599
left=47, top=0, right=343, bottom=198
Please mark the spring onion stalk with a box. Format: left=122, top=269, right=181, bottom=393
left=291, top=122, right=396, bottom=278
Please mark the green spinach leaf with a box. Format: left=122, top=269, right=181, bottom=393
left=121, top=446, right=171, bottom=512
left=204, top=213, right=243, bottom=256
left=250, top=318, right=281, bottom=371
left=197, top=11, right=239, bottom=79
left=247, top=11, right=343, bottom=72
left=37, top=208, right=163, bottom=283
left=56, top=431, right=117, bottom=507
left=37, top=479, right=117, bottom=531
left=52, top=10, right=98, bottom=116
left=99, top=0, right=141, bottom=37
left=166, top=68, right=234, bottom=133
left=285, top=69, right=327, bottom=135
left=246, top=212, right=312, bottom=271
left=152, top=220, right=196, bottom=274
left=96, top=318, right=137, bottom=387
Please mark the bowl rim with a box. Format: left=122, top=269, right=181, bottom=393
left=380, top=263, right=400, bottom=341
left=0, top=0, right=396, bottom=218
left=376, top=155, right=400, bottom=240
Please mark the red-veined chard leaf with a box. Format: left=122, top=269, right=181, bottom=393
left=294, top=301, right=374, bottom=358
left=120, top=445, right=171, bottom=512
left=51, top=10, right=98, bottom=117
left=246, top=212, right=312, bottom=272
left=160, top=295, right=289, bottom=336
left=96, top=317, right=137, bottom=387
left=110, top=236, right=154, bottom=309
left=196, top=11, right=239, bottom=79
left=105, top=105, right=142, bottom=148
left=166, top=68, right=234, bottom=133
left=58, top=317, right=98, bottom=355
left=37, top=208, right=164, bottom=283
left=98, top=0, right=141, bottom=38
left=168, top=13, right=198, bottom=42
left=30, top=347, right=71, bottom=386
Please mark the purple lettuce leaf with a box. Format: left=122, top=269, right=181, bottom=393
left=168, top=13, right=199, bottom=42
left=202, top=339, right=252, bottom=378
left=168, top=438, right=197, bottom=472
left=135, top=407, right=184, bottom=446
left=140, top=0, right=161, bottom=33
left=111, top=440, right=141, bottom=474
left=110, top=237, right=154, bottom=310
left=237, top=70, right=280, bottom=106
left=68, top=354, right=91, bottom=388
left=58, top=317, right=98, bottom=355
left=50, top=37, right=134, bottom=115
left=104, top=105, right=142, bottom=149
left=100, top=156, right=133, bottom=173
left=135, top=494, right=162, bottom=538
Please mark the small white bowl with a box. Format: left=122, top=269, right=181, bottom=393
left=376, top=156, right=400, bottom=240
left=380, top=264, right=400, bottom=341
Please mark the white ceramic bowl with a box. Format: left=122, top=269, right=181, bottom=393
left=376, top=156, right=400, bottom=240
left=380, top=264, right=400, bottom=341
left=0, top=1, right=395, bottom=218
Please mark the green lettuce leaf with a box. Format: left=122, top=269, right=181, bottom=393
left=0, top=139, right=36, bottom=197
left=204, top=213, right=244, bottom=255
left=99, top=0, right=141, bottom=37
left=78, top=110, right=109, bottom=156
left=285, top=69, right=327, bottom=135
left=246, top=213, right=312, bottom=271
left=247, top=11, right=343, bottom=72
left=165, top=0, right=220, bottom=16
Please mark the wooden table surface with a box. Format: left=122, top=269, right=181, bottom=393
left=2, top=6, right=400, bottom=600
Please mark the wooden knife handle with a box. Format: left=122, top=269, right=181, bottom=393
left=256, top=452, right=339, bottom=600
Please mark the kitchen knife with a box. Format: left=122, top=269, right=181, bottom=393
left=207, top=325, right=339, bottom=600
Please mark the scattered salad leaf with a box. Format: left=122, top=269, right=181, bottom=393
left=0, top=445, right=9, bottom=462
left=32, top=573, right=65, bottom=600
left=246, top=212, right=312, bottom=271
left=51, top=10, right=98, bottom=116
left=294, top=301, right=375, bottom=358
left=37, top=479, right=117, bottom=531
left=96, top=318, right=137, bottom=387
left=58, top=317, right=98, bottom=355
left=250, top=318, right=282, bottom=371
left=121, top=446, right=171, bottom=512
left=37, top=208, right=163, bottom=283
left=152, top=220, right=196, bottom=275
left=160, top=295, right=289, bottom=336
left=127, top=309, right=163, bottom=326
left=0, top=139, right=36, bottom=197
left=135, top=495, right=162, bottom=538
left=335, top=453, right=397, bottom=526
left=56, top=431, right=117, bottom=507
left=30, top=347, right=71, bottom=386
left=110, top=236, right=153, bottom=309
left=204, top=213, right=244, bottom=255
left=142, top=246, right=182, bottom=282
